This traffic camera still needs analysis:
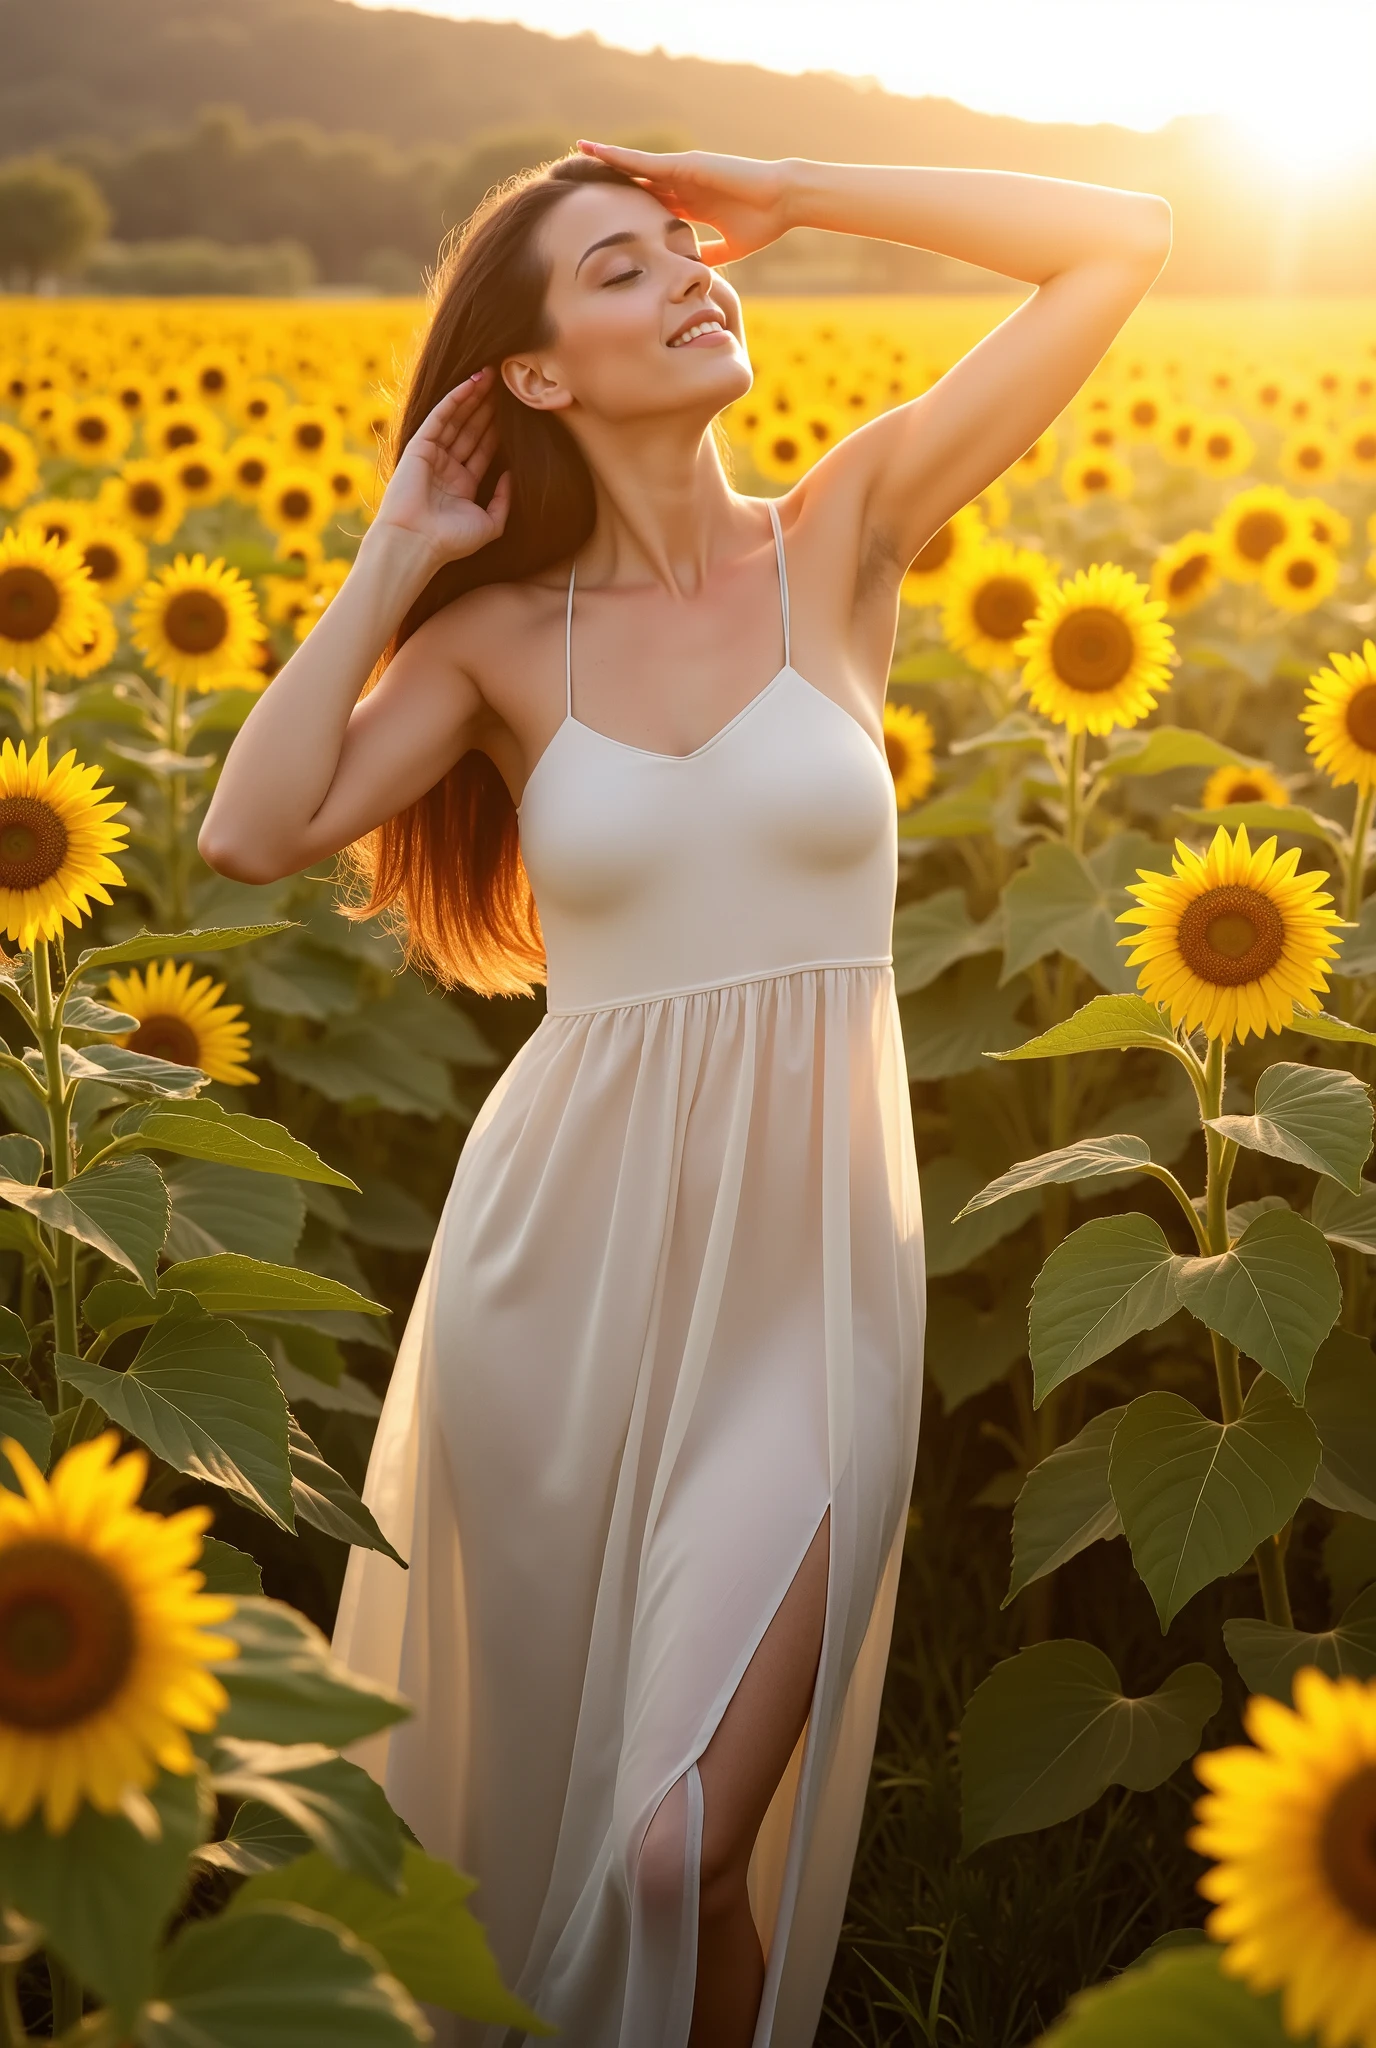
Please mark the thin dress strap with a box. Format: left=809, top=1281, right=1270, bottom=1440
left=766, top=498, right=791, bottom=671
left=564, top=559, right=576, bottom=719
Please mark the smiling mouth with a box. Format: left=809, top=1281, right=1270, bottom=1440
left=668, top=319, right=728, bottom=348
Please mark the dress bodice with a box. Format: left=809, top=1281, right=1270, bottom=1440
left=516, top=499, right=897, bottom=1016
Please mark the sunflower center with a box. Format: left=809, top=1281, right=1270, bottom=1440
left=1355, top=434, right=1376, bottom=463
left=131, top=482, right=164, bottom=517
left=972, top=576, right=1038, bottom=642
left=1297, top=444, right=1323, bottom=470
left=1285, top=558, right=1317, bottom=590
left=181, top=463, right=211, bottom=492
left=1080, top=465, right=1110, bottom=491
left=0, top=796, right=69, bottom=889
left=199, top=367, right=226, bottom=394
left=1320, top=1764, right=1376, bottom=1929
left=1177, top=884, right=1285, bottom=986
left=0, top=449, right=10, bottom=481
left=1206, top=432, right=1233, bottom=459
left=911, top=523, right=954, bottom=574
left=0, top=1539, right=135, bottom=1729
left=75, top=415, right=108, bottom=445
left=1168, top=552, right=1211, bottom=598
left=1049, top=607, right=1135, bottom=691
left=83, top=544, right=120, bottom=584
left=128, top=1014, right=201, bottom=1065
left=280, top=488, right=312, bottom=521
left=238, top=458, right=267, bottom=487
left=296, top=423, right=325, bottom=450
left=0, top=567, right=61, bottom=643
left=165, top=423, right=197, bottom=450
left=770, top=437, right=798, bottom=463
left=1225, top=780, right=1266, bottom=803
left=1235, top=510, right=1287, bottom=562
left=163, top=590, right=229, bottom=655
left=1345, top=684, right=1376, bottom=754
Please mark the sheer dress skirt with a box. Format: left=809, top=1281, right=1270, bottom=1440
left=331, top=960, right=926, bottom=2047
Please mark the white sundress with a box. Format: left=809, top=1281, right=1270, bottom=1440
left=330, top=497, right=927, bottom=2047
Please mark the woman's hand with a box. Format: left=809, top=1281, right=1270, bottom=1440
left=576, top=140, right=793, bottom=264
left=370, top=367, right=512, bottom=568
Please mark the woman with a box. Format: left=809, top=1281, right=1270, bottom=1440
left=200, top=142, right=1170, bottom=2047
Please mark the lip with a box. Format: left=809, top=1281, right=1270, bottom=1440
left=665, top=312, right=730, bottom=349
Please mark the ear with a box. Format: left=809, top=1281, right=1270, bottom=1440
left=501, top=353, right=572, bottom=413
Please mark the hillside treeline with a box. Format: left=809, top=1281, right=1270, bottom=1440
left=7, top=0, right=1376, bottom=292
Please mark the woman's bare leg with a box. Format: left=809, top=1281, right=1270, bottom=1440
left=638, top=1506, right=831, bottom=2048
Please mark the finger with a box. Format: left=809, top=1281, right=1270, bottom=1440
left=487, top=469, right=512, bottom=534
left=447, top=395, right=498, bottom=467
left=428, top=369, right=491, bottom=443
left=462, top=422, right=501, bottom=481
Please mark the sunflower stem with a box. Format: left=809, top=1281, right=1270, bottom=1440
left=1063, top=729, right=1086, bottom=854
left=165, top=681, right=187, bottom=931
left=1254, top=1533, right=1294, bottom=1629
left=1346, top=784, right=1374, bottom=926
left=30, top=941, right=79, bottom=1362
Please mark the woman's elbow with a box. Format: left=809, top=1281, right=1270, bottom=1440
left=196, top=822, right=290, bottom=887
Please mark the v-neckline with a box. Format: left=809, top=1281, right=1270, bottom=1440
left=566, top=663, right=793, bottom=764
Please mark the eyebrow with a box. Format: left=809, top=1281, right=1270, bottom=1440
left=574, top=217, right=696, bottom=277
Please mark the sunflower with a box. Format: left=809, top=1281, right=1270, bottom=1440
left=322, top=451, right=375, bottom=516
left=274, top=533, right=326, bottom=572
left=1151, top=530, right=1222, bottom=614
left=0, top=735, right=127, bottom=948
left=1118, top=824, right=1342, bottom=1045
left=185, top=347, right=243, bottom=411
left=0, top=529, right=104, bottom=684
left=106, top=960, right=258, bottom=1085
left=1200, top=763, right=1290, bottom=810
left=0, top=1428, right=237, bottom=1833
left=55, top=396, right=132, bottom=468
left=1302, top=640, right=1376, bottom=794
left=1214, top=485, right=1301, bottom=583
left=1007, top=430, right=1058, bottom=486
left=278, top=403, right=343, bottom=466
left=941, top=541, right=1055, bottom=672
left=62, top=605, right=121, bottom=681
left=258, top=465, right=333, bottom=540
left=168, top=449, right=228, bottom=510
left=1194, top=414, right=1255, bottom=479
left=237, top=378, right=287, bottom=434
left=102, top=461, right=187, bottom=546
left=752, top=425, right=812, bottom=484
left=1264, top=538, right=1339, bottom=614
left=976, top=477, right=1011, bottom=530
left=78, top=520, right=147, bottom=604
left=1119, top=383, right=1171, bottom=440
left=18, top=499, right=91, bottom=553
left=1344, top=417, right=1376, bottom=481
left=1280, top=427, right=1340, bottom=486
left=1191, top=1668, right=1376, bottom=2048
left=109, top=374, right=151, bottom=420
left=1061, top=447, right=1134, bottom=503
left=882, top=703, right=936, bottom=810
left=1158, top=404, right=1204, bottom=465
left=1301, top=498, right=1353, bottom=553
left=132, top=554, right=265, bottom=690
left=142, top=400, right=225, bottom=462
left=1014, top=563, right=1174, bottom=736
left=900, top=503, right=986, bottom=607
left=0, top=425, right=39, bottom=510
left=224, top=436, right=279, bottom=504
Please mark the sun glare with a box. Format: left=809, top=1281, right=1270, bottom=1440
left=1225, top=101, right=1375, bottom=182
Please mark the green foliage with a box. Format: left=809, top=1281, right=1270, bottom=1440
left=1030, top=1216, right=1181, bottom=1403
left=1207, top=1062, right=1374, bottom=1192
left=1172, top=1210, right=1341, bottom=1399
left=1007, top=1407, right=1126, bottom=1605
left=1036, top=1942, right=1300, bottom=2047
left=0, top=151, right=109, bottom=284
left=959, top=1641, right=1221, bottom=1853
left=1224, top=1582, right=1376, bottom=1701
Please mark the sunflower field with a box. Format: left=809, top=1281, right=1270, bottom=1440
left=1, top=289, right=1375, bottom=2045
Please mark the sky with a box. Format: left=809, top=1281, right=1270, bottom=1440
left=351, top=0, right=1376, bottom=170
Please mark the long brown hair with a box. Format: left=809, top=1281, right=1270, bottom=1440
left=336, top=154, right=640, bottom=997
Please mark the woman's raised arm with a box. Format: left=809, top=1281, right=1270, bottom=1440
left=578, top=142, right=1171, bottom=584
left=198, top=368, right=511, bottom=886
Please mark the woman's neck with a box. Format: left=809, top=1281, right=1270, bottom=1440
left=567, top=412, right=758, bottom=593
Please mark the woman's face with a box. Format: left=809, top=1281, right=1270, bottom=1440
left=502, top=181, right=753, bottom=428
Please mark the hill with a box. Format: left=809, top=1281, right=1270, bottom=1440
left=6, top=0, right=1376, bottom=292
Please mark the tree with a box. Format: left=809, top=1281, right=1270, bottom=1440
left=0, top=153, right=109, bottom=288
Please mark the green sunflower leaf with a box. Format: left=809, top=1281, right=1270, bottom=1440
left=959, top=1640, right=1221, bottom=1853
left=991, top=994, right=1183, bottom=1063
left=1304, top=1328, right=1376, bottom=1518
left=1208, top=1062, right=1373, bottom=1192
left=1311, top=1177, right=1376, bottom=1256
left=1100, top=729, right=1259, bottom=779
left=109, top=1098, right=361, bottom=1189
left=1224, top=1582, right=1376, bottom=1703
left=1029, top=1214, right=1182, bottom=1404
left=0, top=1154, right=169, bottom=1291
left=1109, top=1381, right=1321, bottom=1628
left=958, top=1136, right=1153, bottom=1218
left=70, top=923, right=295, bottom=981
left=1173, top=1208, right=1342, bottom=1398
left=1037, top=1942, right=1298, bottom=2047
left=1007, top=1406, right=1126, bottom=1605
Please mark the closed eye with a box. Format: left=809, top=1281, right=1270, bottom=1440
left=603, top=269, right=642, bottom=287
